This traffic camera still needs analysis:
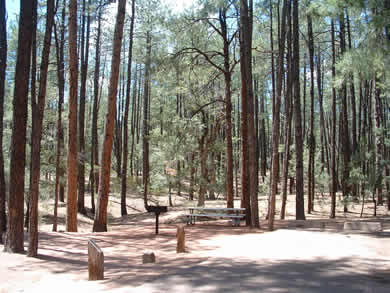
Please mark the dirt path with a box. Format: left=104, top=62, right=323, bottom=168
left=1, top=218, right=390, bottom=293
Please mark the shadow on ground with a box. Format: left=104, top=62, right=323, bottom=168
left=4, top=219, right=389, bottom=293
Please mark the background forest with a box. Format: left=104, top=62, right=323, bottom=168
left=0, top=0, right=389, bottom=256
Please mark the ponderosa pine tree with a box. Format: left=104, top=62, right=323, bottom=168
left=93, top=0, right=127, bottom=232
left=0, top=0, right=7, bottom=244
left=78, top=0, right=91, bottom=216
left=142, top=30, right=152, bottom=209
left=307, top=12, right=315, bottom=214
left=293, top=0, right=305, bottom=220
left=6, top=0, right=35, bottom=253
left=121, top=0, right=136, bottom=216
left=53, top=0, right=66, bottom=232
left=28, top=0, right=55, bottom=257
left=91, top=0, right=105, bottom=214
left=330, top=19, right=337, bottom=219
left=269, top=0, right=287, bottom=230
left=240, top=0, right=259, bottom=227
left=66, top=0, right=79, bottom=232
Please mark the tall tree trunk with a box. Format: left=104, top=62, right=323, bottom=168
left=374, top=76, right=383, bottom=205
left=346, top=10, right=357, bottom=155
left=28, top=0, right=55, bottom=257
left=307, top=13, right=315, bottom=214
left=91, top=2, right=103, bottom=214
left=240, top=0, right=258, bottom=227
left=268, top=0, right=287, bottom=230
left=142, top=31, right=152, bottom=209
left=53, top=4, right=66, bottom=232
left=66, top=0, right=79, bottom=232
left=53, top=0, right=66, bottom=232
left=339, top=13, right=351, bottom=212
left=120, top=0, right=136, bottom=217
left=317, top=46, right=329, bottom=175
left=330, top=19, right=337, bottom=218
left=0, top=0, right=7, bottom=243
left=259, top=92, right=267, bottom=179
left=221, top=10, right=234, bottom=209
left=5, top=0, right=35, bottom=253
left=293, top=0, right=305, bottom=220
left=280, top=0, right=292, bottom=220
left=78, top=0, right=91, bottom=216
left=129, top=65, right=138, bottom=177
left=25, top=0, right=38, bottom=231
left=93, top=0, right=127, bottom=232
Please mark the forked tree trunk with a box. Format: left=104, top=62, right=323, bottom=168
left=93, top=0, right=127, bottom=232
left=6, top=0, right=35, bottom=253
left=28, top=0, right=55, bottom=257
left=66, top=0, right=79, bottom=232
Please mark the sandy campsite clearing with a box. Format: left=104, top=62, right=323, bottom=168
left=1, top=194, right=390, bottom=292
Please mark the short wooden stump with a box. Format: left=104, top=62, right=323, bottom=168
left=176, top=225, right=185, bottom=253
left=88, top=239, right=104, bottom=281
left=142, top=251, right=156, bottom=264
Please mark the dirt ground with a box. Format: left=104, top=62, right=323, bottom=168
left=1, top=192, right=390, bottom=292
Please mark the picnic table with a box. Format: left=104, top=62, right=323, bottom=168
left=185, top=207, right=246, bottom=226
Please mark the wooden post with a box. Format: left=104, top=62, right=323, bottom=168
left=88, top=239, right=104, bottom=281
left=176, top=225, right=185, bottom=253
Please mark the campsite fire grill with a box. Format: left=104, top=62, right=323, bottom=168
left=146, top=205, right=168, bottom=234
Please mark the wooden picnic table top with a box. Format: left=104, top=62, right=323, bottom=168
left=188, top=207, right=246, bottom=212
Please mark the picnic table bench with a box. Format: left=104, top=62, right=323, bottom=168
left=185, top=207, right=245, bottom=226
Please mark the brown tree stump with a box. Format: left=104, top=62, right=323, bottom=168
left=176, top=225, right=185, bottom=253
left=88, top=239, right=104, bottom=281
left=142, top=251, right=156, bottom=264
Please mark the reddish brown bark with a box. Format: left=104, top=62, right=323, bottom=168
left=28, top=0, right=55, bottom=257
left=66, top=0, right=79, bottom=232
left=6, top=0, right=35, bottom=253
left=93, top=0, right=127, bottom=232
left=53, top=0, right=66, bottom=232
left=121, top=0, right=136, bottom=216
left=293, top=0, right=305, bottom=220
left=269, top=0, right=287, bottom=230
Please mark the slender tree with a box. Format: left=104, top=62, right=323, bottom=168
left=91, top=0, right=104, bottom=214
left=293, top=0, right=305, bottom=220
left=268, top=0, right=287, bottom=230
left=66, top=0, right=79, bottom=232
left=142, top=30, right=152, bottom=209
left=240, top=0, right=259, bottom=227
left=0, top=0, right=7, bottom=243
left=5, top=0, right=35, bottom=253
left=78, top=0, right=91, bottom=215
left=28, top=0, right=55, bottom=257
left=53, top=0, right=66, bottom=231
left=307, top=13, right=315, bottom=214
left=121, top=0, right=136, bottom=216
left=93, top=0, right=127, bottom=231
left=330, top=19, right=337, bottom=218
